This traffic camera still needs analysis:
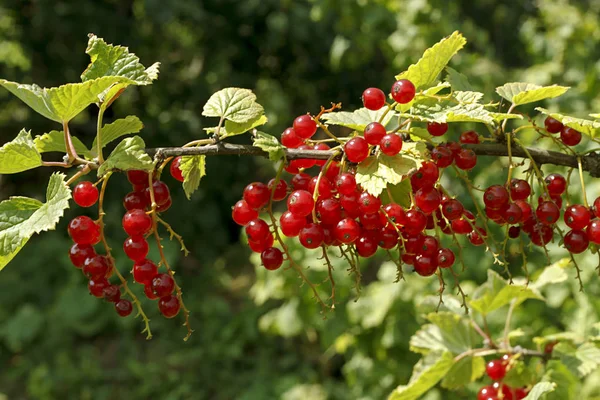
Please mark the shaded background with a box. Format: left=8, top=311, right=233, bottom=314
left=1, top=0, right=600, bottom=399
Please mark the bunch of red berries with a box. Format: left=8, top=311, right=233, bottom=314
left=477, top=356, right=529, bottom=400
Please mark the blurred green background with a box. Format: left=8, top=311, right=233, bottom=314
left=1, top=0, right=600, bottom=399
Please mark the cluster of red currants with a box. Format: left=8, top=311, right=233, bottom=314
left=477, top=356, right=529, bottom=400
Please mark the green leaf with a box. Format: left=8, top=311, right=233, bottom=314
left=399, top=98, right=496, bottom=125
left=395, top=31, right=467, bottom=90
left=536, top=107, right=600, bottom=138
left=97, top=136, right=153, bottom=176
left=410, top=312, right=480, bottom=355
left=0, top=129, right=43, bottom=174
left=81, top=34, right=160, bottom=85
left=202, top=87, right=264, bottom=124
left=543, top=361, right=578, bottom=400
left=441, top=356, right=485, bottom=389
left=504, top=360, right=536, bottom=388
left=454, top=91, right=484, bottom=104
left=490, top=112, right=524, bottom=122
left=590, top=113, right=600, bottom=119
left=0, top=173, right=71, bottom=271
left=496, top=83, right=569, bottom=106
left=387, top=352, right=454, bottom=400
left=445, top=67, right=473, bottom=91
left=321, top=107, right=396, bottom=131
left=222, top=115, right=268, bottom=138
left=532, top=258, right=570, bottom=289
left=0, top=76, right=129, bottom=123
left=91, top=116, right=144, bottom=153
left=253, top=131, right=285, bottom=162
left=409, top=127, right=433, bottom=142
left=469, top=270, right=544, bottom=316
left=554, top=342, right=600, bottom=377
left=180, top=155, right=206, bottom=200
left=34, top=130, right=91, bottom=157
left=522, top=382, right=556, bottom=400
left=356, top=152, right=421, bottom=197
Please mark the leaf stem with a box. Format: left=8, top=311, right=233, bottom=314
left=96, top=107, right=106, bottom=164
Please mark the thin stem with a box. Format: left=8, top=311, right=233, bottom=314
left=96, top=107, right=106, bottom=164
left=157, top=216, right=190, bottom=256
left=62, top=121, right=78, bottom=164
left=503, top=299, right=517, bottom=348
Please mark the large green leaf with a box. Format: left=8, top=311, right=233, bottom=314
left=536, top=107, right=600, bottom=138
left=441, top=356, right=485, bottom=389
left=387, top=352, right=454, bottom=400
left=554, top=342, right=600, bottom=378
left=399, top=98, right=496, bottom=125
left=180, top=155, right=206, bottom=200
left=543, top=361, right=578, bottom=400
left=522, top=382, right=556, bottom=400
left=496, top=83, right=569, bottom=106
left=222, top=115, right=268, bottom=138
left=97, top=136, right=153, bottom=176
left=503, top=360, right=536, bottom=388
left=395, top=31, right=466, bottom=90
left=356, top=152, right=421, bottom=197
left=321, top=107, right=396, bottom=131
left=34, top=130, right=91, bottom=157
left=202, top=87, right=264, bottom=124
left=410, top=312, right=481, bottom=355
left=532, top=258, right=570, bottom=290
left=445, top=67, right=473, bottom=91
left=253, top=131, right=285, bottom=162
left=91, top=116, right=144, bottom=153
left=0, top=173, right=71, bottom=271
left=0, top=129, right=43, bottom=174
left=0, top=76, right=129, bottom=123
left=469, top=270, right=544, bottom=316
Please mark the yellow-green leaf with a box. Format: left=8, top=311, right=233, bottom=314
left=0, top=130, right=43, bottom=174
left=202, top=87, right=264, bottom=124
left=180, top=155, right=206, bottom=200
left=496, top=83, right=569, bottom=106
left=34, top=130, right=91, bottom=157
left=536, top=107, right=600, bottom=138
left=321, top=107, right=396, bottom=131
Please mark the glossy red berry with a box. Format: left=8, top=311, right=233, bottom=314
left=411, top=161, right=439, bottom=190
left=69, top=243, right=96, bottom=268
left=545, top=116, right=563, bottom=133
left=324, top=162, right=341, bottom=181
left=379, top=229, right=399, bottom=249
left=245, top=219, right=271, bottom=243
left=232, top=200, right=259, bottom=226
left=308, top=176, right=334, bottom=199
left=362, top=87, right=386, bottom=110
left=358, top=192, right=381, bottom=215
left=334, top=218, right=361, bottom=244
left=122, top=209, right=152, bottom=236
left=536, top=201, right=560, bottom=225
left=391, top=79, right=416, bottom=104
left=127, top=170, right=149, bottom=186
left=592, top=197, right=600, bottom=217
left=261, top=247, right=284, bottom=270
left=530, top=224, right=554, bottom=246
left=587, top=220, right=600, bottom=244
left=293, top=115, right=318, bottom=139
left=287, top=190, right=315, bottom=217
left=169, top=156, right=185, bottom=182
left=88, top=277, right=109, bottom=298
left=404, top=209, right=427, bottom=235
left=248, top=234, right=274, bottom=253
left=243, top=182, right=270, bottom=210
left=102, top=285, right=121, bottom=303
left=468, top=227, right=486, bottom=246
left=515, top=387, right=528, bottom=400
left=114, top=299, right=133, bottom=317
left=132, top=259, right=159, bottom=285
left=515, top=200, right=533, bottom=222
left=564, top=229, right=589, bottom=254
left=419, top=235, right=439, bottom=256
left=345, top=137, right=370, bottom=163
left=545, top=173, right=567, bottom=195
left=454, top=148, right=477, bottom=170
left=431, top=146, right=453, bottom=168
left=459, top=130, right=479, bottom=144
left=561, top=126, right=582, bottom=146
left=415, top=188, right=441, bottom=215
left=477, top=385, right=498, bottom=400
left=279, top=211, right=307, bottom=237
left=336, top=173, right=357, bottom=195
left=437, top=248, right=455, bottom=268
left=485, top=359, right=507, bottom=381
left=68, top=216, right=101, bottom=245
left=123, top=191, right=149, bottom=211
left=340, top=192, right=360, bottom=218
left=83, top=255, right=111, bottom=279
left=299, top=223, right=324, bottom=249
left=414, top=254, right=438, bottom=276
left=316, top=199, right=342, bottom=225
left=427, top=122, right=448, bottom=137
left=380, top=134, right=403, bottom=156
left=151, top=273, right=175, bottom=297
left=123, top=236, right=149, bottom=262
left=291, top=173, right=311, bottom=191
left=73, top=181, right=99, bottom=207
left=564, top=204, right=591, bottom=230
left=281, top=127, right=304, bottom=148
left=144, top=284, right=159, bottom=300
left=363, top=122, right=387, bottom=145
left=510, top=179, right=531, bottom=201
left=267, top=178, right=288, bottom=201
left=502, top=203, right=523, bottom=225
left=484, top=185, right=510, bottom=210
left=145, top=180, right=170, bottom=207
left=383, top=203, right=406, bottom=225
left=441, top=199, right=464, bottom=221
left=158, top=295, right=180, bottom=318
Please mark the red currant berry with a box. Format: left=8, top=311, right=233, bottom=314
left=515, top=387, right=528, bottom=400
left=293, top=115, right=318, bottom=139
left=468, top=227, right=486, bottom=246
left=122, top=209, right=152, bottom=236
left=459, top=130, right=479, bottom=144
left=514, top=200, right=533, bottom=222
left=383, top=203, right=406, bottom=225
left=419, top=235, right=439, bottom=256
left=115, top=299, right=133, bottom=317
left=144, top=283, right=159, bottom=300
left=484, top=185, right=510, bottom=210
left=316, top=198, right=342, bottom=225
left=431, top=146, right=453, bottom=168
left=287, top=190, right=315, bottom=217
left=587, top=220, right=600, bottom=244
left=415, top=188, right=441, bottom=215
left=427, top=122, right=448, bottom=137
left=279, top=211, right=307, bottom=237
left=291, top=173, right=312, bottom=191
left=391, top=79, right=416, bottom=104
left=73, top=181, right=99, bottom=207
left=441, top=199, right=464, bottom=221
left=83, top=255, right=111, bottom=279
left=412, top=162, right=439, bottom=191
left=545, top=173, right=567, bottom=195
left=308, top=176, right=334, bottom=199
left=561, top=126, right=582, bottom=146
left=261, top=247, right=284, bottom=270
left=281, top=127, right=304, bottom=148
left=169, top=156, right=185, bottom=182
left=508, top=225, right=521, bottom=238
left=358, top=212, right=382, bottom=230
left=232, top=200, right=259, bottom=226
left=564, top=229, right=589, bottom=254
left=248, top=234, right=274, bottom=253
left=358, top=192, right=381, bottom=215
left=404, top=209, right=427, bottom=235
left=363, top=122, right=387, bottom=145
left=299, top=223, right=324, bottom=249
left=414, top=254, right=438, bottom=276
left=88, top=277, right=109, bottom=298
left=268, top=178, right=288, bottom=201
left=536, top=201, right=560, bottom=225
left=530, top=224, right=554, bottom=246
left=127, top=170, right=149, bottom=186
left=68, top=216, right=101, bottom=245
left=380, top=134, right=403, bottom=156
left=123, top=191, right=149, bottom=211
left=592, top=197, right=600, bottom=217
left=362, top=87, right=386, bottom=110
left=156, top=197, right=172, bottom=213
left=334, top=218, right=361, bottom=244
left=502, top=203, right=523, bottom=225
left=336, top=173, right=357, bottom=195
left=324, top=162, right=341, bottom=181
left=437, top=248, right=455, bottom=268
left=133, top=259, right=159, bottom=285
left=144, top=180, right=171, bottom=206
left=345, top=137, right=370, bottom=163
left=445, top=141, right=462, bottom=156
left=123, top=236, right=149, bottom=262
left=158, top=295, right=180, bottom=318
left=151, top=273, right=175, bottom=297
left=379, top=228, right=399, bottom=249
left=454, top=148, right=477, bottom=170
left=485, top=359, right=507, bottom=380
left=245, top=218, right=271, bottom=243
left=564, top=204, right=591, bottom=230
left=243, top=182, right=270, bottom=210
left=510, top=179, right=531, bottom=201
left=102, top=284, right=121, bottom=303
left=356, top=233, right=378, bottom=257
left=340, top=192, right=360, bottom=218
left=477, top=385, right=498, bottom=400
left=544, top=116, right=563, bottom=133
left=284, top=162, right=300, bottom=174
left=69, top=243, right=96, bottom=268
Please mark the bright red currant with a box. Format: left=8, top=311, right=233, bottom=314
left=334, top=218, right=361, bottom=244
left=115, top=299, right=133, bottom=316
left=267, top=178, right=288, bottom=201
left=68, top=216, right=101, bottom=245
left=279, top=211, right=307, bottom=237
left=287, top=190, right=315, bottom=217
left=414, top=254, right=438, bottom=276
left=158, top=295, right=180, bottom=318
left=169, top=156, right=184, bottom=182
left=545, top=173, right=567, bottom=195
left=83, top=255, right=111, bottom=279
left=123, top=191, right=149, bottom=211
left=362, top=88, right=386, bottom=110
left=484, top=185, right=510, bottom=210
left=232, top=200, right=259, bottom=226
left=299, top=223, right=324, bottom=249
left=427, top=122, right=448, bottom=137
left=336, top=173, right=357, bottom=195
left=364, top=122, right=387, bottom=145
left=122, top=209, right=152, bottom=236
left=564, top=229, right=589, bottom=254
left=437, top=248, right=455, bottom=268
left=564, top=204, right=591, bottom=230
left=281, top=127, right=304, bottom=148
left=73, top=181, right=99, bottom=207
left=544, top=116, right=563, bottom=133
left=391, top=79, right=416, bottom=104
left=102, top=285, right=121, bottom=303
left=459, top=130, right=479, bottom=144
left=69, top=243, right=96, bottom=268
left=485, top=359, right=507, bottom=381
left=536, top=201, right=560, bottom=225
left=358, top=192, right=381, bottom=215
left=243, top=182, right=270, bottom=210
left=151, top=273, right=175, bottom=297
left=245, top=219, right=271, bottom=242
left=88, top=277, right=109, bottom=298
left=510, top=179, right=531, bottom=201
left=123, top=236, right=149, bottom=262
left=293, top=115, right=318, bottom=139
left=431, top=146, right=453, bottom=168
left=561, top=126, right=582, bottom=146
left=345, top=137, right=370, bottom=163
left=415, top=188, right=441, bottom=215
left=261, top=247, right=284, bottom=270
left=133, top=259, right=158, bottom=285
left=380, top=134, right=402, bottom=156
left=454, top=148, right=477, bottom=170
